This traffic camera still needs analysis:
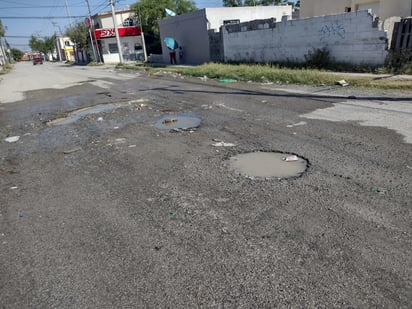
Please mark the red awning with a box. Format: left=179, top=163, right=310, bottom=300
left=94, top=26, right=141, bottom=39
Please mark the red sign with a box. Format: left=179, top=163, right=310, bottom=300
left=94, top=26, right=141, bottom=39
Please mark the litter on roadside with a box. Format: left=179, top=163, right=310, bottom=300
left=336, top=80, right=349, bottom=87
left=4, top=136, right=20, bottom=143
left=287, top=121, right=307, bottom=128
left=371, top=186, right=386, bottom=194
left=212, top=142, right=236, bottom=147
left=219, top=79, right=236, bottom=83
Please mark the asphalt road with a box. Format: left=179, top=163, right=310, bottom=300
left=1, top=62, right=411, bottom=308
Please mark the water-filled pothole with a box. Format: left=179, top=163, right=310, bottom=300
left=229, top=151, right=308, bottom=179
left=155, top=114, right=201, bottom=130
left=48, top=99, right=150, bottom=126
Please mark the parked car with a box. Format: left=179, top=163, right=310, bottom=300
left=33, top=56, right=43, bottom=65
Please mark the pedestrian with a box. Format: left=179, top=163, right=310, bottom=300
left=169, top=49, right=177, bottom=64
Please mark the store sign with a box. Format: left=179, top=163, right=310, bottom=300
left=94, top=27, right=141, bottom=39
left=100, top=29, right=116, bottom=38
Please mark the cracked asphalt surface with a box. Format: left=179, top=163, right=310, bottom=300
left=0, top=62, right=411, bottom=308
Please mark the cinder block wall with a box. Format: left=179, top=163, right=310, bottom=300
left=222, top=11, right=388, bottom=66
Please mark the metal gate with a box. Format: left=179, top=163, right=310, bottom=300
left=391, top=18, right=412, bottom=51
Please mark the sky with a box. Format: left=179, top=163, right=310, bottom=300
left=1, top=0, right=223, bottom=51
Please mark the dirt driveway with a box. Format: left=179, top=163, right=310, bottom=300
left=1, top=63, right=411, bottom=307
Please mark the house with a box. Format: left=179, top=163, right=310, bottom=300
left=56, top=37, right=75, bottom=61
left=93, top=7, right=145, bottom=63
left=158, top=6, right=293, bottom=65
left=300, top=0, right=412, bottom=21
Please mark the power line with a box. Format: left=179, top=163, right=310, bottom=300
left=0, top=16, right=87, bottom=19
left=2, top=5, right=88, bottom=9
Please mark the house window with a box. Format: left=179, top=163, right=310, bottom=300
left=108, top=43, right=119, bottom=53
left=345, top=7, right=351, bottom=12
left=64, top=41, right=71, bottom=46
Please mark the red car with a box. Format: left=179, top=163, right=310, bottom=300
left=33, top=56, right=43, bottom=65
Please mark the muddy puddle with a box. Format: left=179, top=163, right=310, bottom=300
left=48, top=99, right=149, bottom=126
left=155, top=114, right=201, bottom=130
left=229, top=151, right=308, bottom=179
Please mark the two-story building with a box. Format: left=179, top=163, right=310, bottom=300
left=55, top=36, right=75, bottom=61
left=300, top=0, right=412, bottom=20
left=93, top=7, right=145, bottom=63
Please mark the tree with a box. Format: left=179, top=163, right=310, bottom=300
left=10, top=48, right=23, bottom=60
left=0, top=19, right=5, bottom=37
left=131, top=0, right=197, bottom=53
left=66, top=22, right=88, bottom=48
left=29, top=34, right=56, bottom=55
left=223, top=0, right=243, bottom=6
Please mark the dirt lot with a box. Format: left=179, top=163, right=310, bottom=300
left=0, top=63, right=411, bottom=307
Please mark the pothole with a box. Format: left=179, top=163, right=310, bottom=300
left=48, top=99, right=150, bottom=126
left=155, top=114, right=201, bottom=130
left=229, top=151, right=309, bottom=179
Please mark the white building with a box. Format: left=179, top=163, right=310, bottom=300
left=300, top=0, right=412, bottom=20
left=93, top=7, right=145, bottom=63
left=158, top=6, right=293, bottom=65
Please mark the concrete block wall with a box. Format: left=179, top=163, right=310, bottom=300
left=222, top=11, right=388, bottom=66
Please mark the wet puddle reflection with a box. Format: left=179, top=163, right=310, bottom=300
left=229, top=151, right=308, bottom=179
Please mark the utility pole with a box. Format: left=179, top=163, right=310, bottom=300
left=110, top=0, right=123, bottom=63
left=64, top=0, right=73, bottom=27
left=52, top=22, right=63, bottom=61
left=137, top=6, right=148, bottom=62
left=85, top=0, right=100, bottom=62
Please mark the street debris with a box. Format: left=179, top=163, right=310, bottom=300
left=283, top=155, right=299, bottom=162
left=10, top=186, right=18, bottom=190
left=114, top=138, right=127, bottom=144
left=212, top=141, right=236, bottom=147
left=63, top=147, right=82, bottom=154
left=128, top=145, right=137, bottom=148
left=155, top=115, right=201, bottom=131
left=97, top=117, right=104, bottom=122
left=336, top=80, right=349, bottom=87
left=161, top=109, right=176, bottom=114
left=199, top=75, right=208, bottom=81
left=19, top=213, right=29, bottom=219
left=215, top=103, right=243, bottom=112
left=287, top=121, right=307, bottom=128
left=219, top=79, right=237, bottom=83
left=371, top=186, right=386, bottom=194
left=4, top=136, right=20, bottom=143
left=169, top=210, right=177, bottom=216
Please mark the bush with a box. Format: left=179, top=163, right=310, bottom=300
left=304, top=48, right=333, bottom=70
left=386, top=51, right=412, bottom=74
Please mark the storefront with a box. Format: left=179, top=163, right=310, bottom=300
left=94, top=26, right=143, bottom=63
left=93, top=8, right=145, bottom=63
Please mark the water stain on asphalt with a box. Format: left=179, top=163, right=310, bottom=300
left=155, top=114, right=201, bottom=130
left=48, top=99, right=150, bottom=126
left=229, top=151, right=308, bottom=179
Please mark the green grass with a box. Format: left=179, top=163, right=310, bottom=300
left=0, top=63, right=12, bottom=75
left=116, top=62, right=412, bottom=91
